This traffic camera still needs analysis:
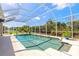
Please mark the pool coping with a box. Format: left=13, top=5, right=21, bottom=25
left=4, top=34, right=79, bottom=56
left=10, top=35, right=74, bottom=56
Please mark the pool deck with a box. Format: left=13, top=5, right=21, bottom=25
left=10, top=34, right=79, bottom=56
left=0, top=36, right=15, bottom=56
left=62, top=38, right=79, bottom=56
left=0, top=34, right=79, bottom=56
left=10, top=35, right=70, bottom=56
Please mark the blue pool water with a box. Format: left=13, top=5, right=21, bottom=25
left=16, top=34, right=63, bottom=50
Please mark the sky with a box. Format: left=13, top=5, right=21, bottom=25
left=0, top=3, right=79, bottom=28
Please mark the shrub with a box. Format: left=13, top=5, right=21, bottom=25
left=62, top=32, right=71, bottom=37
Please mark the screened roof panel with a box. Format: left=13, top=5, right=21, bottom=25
left=3, top=9, right=20, bottom=17
left=0, top=3, right=79, bottom=27
left=19, top=9, right=31, bottom=16
left=53, top=6, right=71, bottom=19
left=44, top=3, right=56, bottom=9
left=72, top=14, right=79, bottom=20
left=1, top=3, right=19, bottom=11
left=71, top=3, right=79, bottom=14
left=31, top=6, right=49, bottom=17
left=40, top=11, right=56, bottom=21
left=18, top=3, right=44, bottom=12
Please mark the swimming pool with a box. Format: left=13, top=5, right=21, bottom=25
left=16, top=34, right=71, bottom=51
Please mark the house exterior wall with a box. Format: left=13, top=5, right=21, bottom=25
left=0, top=5, right=4, bottom=36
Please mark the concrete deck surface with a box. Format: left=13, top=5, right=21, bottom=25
left=0, top=35, right=79, bottom=56
left=0, top=36, right=15, bottom=56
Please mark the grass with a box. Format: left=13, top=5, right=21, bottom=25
left=8, top=31, right=17, bottom=35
